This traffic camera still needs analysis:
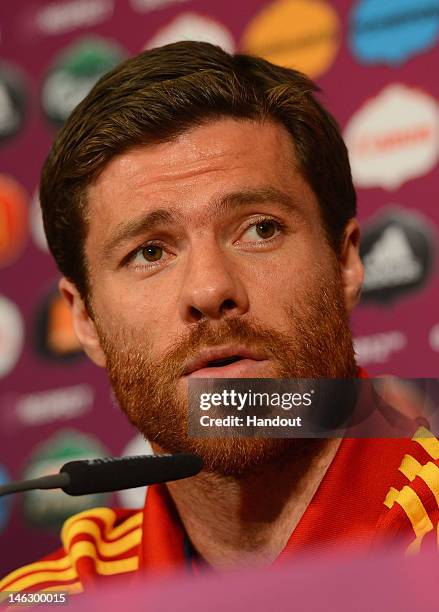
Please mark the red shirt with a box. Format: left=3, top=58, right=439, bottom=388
left=2, top=427, right=439, bottom=594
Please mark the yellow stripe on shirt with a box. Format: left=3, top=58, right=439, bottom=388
left=417, top=462, right=439, bottom=507
left=384, top=486, right=400, bottom=509
left=3, top=567, right=78, bottom=594
left=0, top=557, right=73, bottom=591
left=395, top=486, right=433, bottom=539
left=63, top=521, right=142, bottom=558
left=43, top=581, right=83, bottom=594
left=413, top=427, right=439, bottom=460
left=4, top=542, right=139, bottom=593
left=61, top=509, right=142, bottom=544
left=398, top=454, right=422, bottom=481
left=1, top=509, right=143, bottom=592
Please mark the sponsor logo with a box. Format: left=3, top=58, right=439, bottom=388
left=241, top=0, right=340, bottom=78
left=117, top=434, right=153, bottom=508
left=0, top=175, right=28, bottom=267
left=430, top=323, right=439, bottom=352
left=35, top=0, right=113, bottom=35
left=30, top=190, right=48, bottom=252
left=0, top=464, right=11, bottom=533
left=0, top=296, right=24, bottom=378
left=131, top=0, right=189, bottom=11
left=22, top=430, right=109, bottom=528
left=41, top=36, right=126, bottom=127
left=13, top=384, right=93, bottom=427
left=350, top=0, right=439, bottom=66
left=0, top=63, right=27, bottom=144
left=354, top=331, right=407, bottom=365
left=360, top=207, right=435, bottom=304
left=145, top=13, right=235, bottom=52
left=344, top=84, right=439, bottom=190
left=34, top=285, right=83, bottom=361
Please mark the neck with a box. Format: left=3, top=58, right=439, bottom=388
left=164, top=439, right=341, bottom=568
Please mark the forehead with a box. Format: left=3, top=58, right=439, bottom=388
left=86, top=117, right=317, bottom=235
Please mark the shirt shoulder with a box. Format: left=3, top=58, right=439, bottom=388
left=373, top=427, right=439, bottom=553
left=0, top=507, right=143, bottom=595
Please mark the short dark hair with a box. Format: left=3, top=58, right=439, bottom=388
left=40, top=40, right=356, bottom=301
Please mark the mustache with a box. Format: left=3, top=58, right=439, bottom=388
left=159, top=316, right=290, bottom=374
left=100, top=274, right=354, bottom=383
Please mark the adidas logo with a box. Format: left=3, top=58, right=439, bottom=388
left=363, top=226, right=422, bottom=290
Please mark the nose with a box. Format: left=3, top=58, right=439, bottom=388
left=178, top=240, right=249, bottom=323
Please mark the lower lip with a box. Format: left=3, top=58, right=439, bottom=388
left=186, top=359, right=270, bottom=378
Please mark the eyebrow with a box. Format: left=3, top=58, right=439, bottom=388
left=100, top=186, right=301, bottom=261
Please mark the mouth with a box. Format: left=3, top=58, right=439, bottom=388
left=204, top=356, right=243, bottom=368
left=183, top=347, right=269, bottom=378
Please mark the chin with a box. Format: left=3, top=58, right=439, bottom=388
left=152, top=436, right=316, bottom=478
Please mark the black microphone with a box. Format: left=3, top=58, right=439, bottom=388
left=0, top=453, right=203, bottom=497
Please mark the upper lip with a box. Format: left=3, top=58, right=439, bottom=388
left=183, top=346, right=265, bottom=375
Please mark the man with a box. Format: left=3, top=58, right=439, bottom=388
left=1, top=41, right=438, bottom=595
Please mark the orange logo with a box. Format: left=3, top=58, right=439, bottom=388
left=0, top=175, right=28, bottom=267
left=35, top=286, right=83, bottom=361
left=47, top=293, right=82, bottom=356
left=241, top=0, right=340, bottom=78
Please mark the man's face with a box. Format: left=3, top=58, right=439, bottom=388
left=76, top=117, right=358, bottom=475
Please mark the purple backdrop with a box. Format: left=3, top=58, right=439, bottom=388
left=0, top=0, right=438, bottom=576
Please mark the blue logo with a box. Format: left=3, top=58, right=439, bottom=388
left=0, top=465, right=11, bottom=532
left=350, top=0, right=439, bottom=65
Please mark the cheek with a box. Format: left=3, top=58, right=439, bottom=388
left=243, top=243, right=336, bottom=319
left=245, top=240, right=323, bottom=292
left=94, top=283, right=178, bottom=352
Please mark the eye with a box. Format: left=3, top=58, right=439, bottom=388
left=240, top=218, right=283, bottom=243
left=141, top=245, right=163, bottom=262
left=126, top=241, right=172, bottom=269
left=254, top=221, right=277, bottom=239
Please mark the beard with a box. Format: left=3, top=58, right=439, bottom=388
left=97, top=270, right=357, bottom=477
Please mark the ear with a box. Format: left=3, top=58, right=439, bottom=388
left=339, top=218, right=364, bottom=314
left=58, top=277, right=106, bottom=367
